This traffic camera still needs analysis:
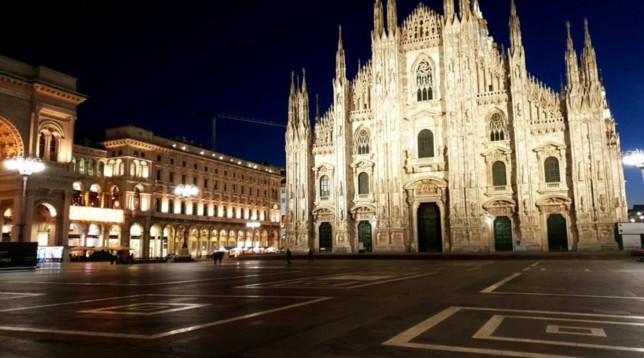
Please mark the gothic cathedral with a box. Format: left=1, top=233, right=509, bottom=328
left=285, top=0, right=627, bottom=253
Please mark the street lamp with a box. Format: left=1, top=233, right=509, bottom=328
left=4, top=157, right=45, bottom=242
left=174, top=184, right=198, bottom=257
left=623, top=149, right=644, bottom=181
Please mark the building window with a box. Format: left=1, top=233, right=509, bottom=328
left=79, top=158, right=86, bottom=175
left=182, top=174, right=186, bottom=185
left=38, top=133, right=46, bottom=159
left=492, top=161, right=507, bottom=186
left=182, top=161, right=186, bottom=167
left=214, top=181, right=218, bottom=190
left=417, top=129, right=434, bottom=158
left=156, top=170, right=161, bottom=180
left=355, top=129, right=370, bottom=155
left=133, top=187, right=141, bottom=211
left=49, top=136, right=58, bottom=162
left=416, top=60, right=434, bottom=101
left=168, top=200, right=174, bottom=214
left=544, top=157, right=560, bottom=183
left=155, top=198, right=161, bottom=212
left=358, top=172, right=369, bottom=194
left=169, top=172, right=174, bottom=183
left=320, top=175, right=330, bottom=197
left=193, top=177, right=197, bottom=185
left=489, top=113, right=507, bottom=141
left=192, top=203, right=197, bottom=215
left=204, top=179, right=208, bottom=189
left=170, top=158, right=174, bottom=165
left=87, top=159, right=94, bottom=176
left=157, top=155, right=162, bottom=162
left=97, top=162, right=104, bottom=177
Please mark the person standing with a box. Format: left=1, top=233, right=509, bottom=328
left=218, top=251, right=223, bottom=264
left=213, top=251, right=218, bottom=264
left=308, top=248, right=313, bottom=262
left=286, top=248, right=292, bottom=264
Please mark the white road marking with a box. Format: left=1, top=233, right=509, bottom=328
left=489, top=291, right=644, bottom=301
left=480, top=273, right=522, bottom=293
left=0, top=295, right=332, bottom=340
left=0, top=295, right=143, bottom=313
left=237, top=272, right=438, bottom=289
left=383, top=306, right=579, bottom=358
left=545, top=325, right=607, bottom=337
left=0, top=292, right=44, bottom=300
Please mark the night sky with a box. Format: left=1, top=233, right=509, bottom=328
left=3, top=0, right=643, bottom=207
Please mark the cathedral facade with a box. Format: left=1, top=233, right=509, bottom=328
left=285, top=0, right=627, bottom=253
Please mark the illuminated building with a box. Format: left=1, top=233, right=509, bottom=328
left=0, top=55, right=283, bottom=258
left=285, top=0, right=627, bottom=252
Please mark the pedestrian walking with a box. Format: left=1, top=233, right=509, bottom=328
left=213, top=251, right=218, bottom=264
left=218, top=251, right=223, bottom=264
left=286, top=248, right=292, bottom=264
left=308, top=248, right=313, bottom=262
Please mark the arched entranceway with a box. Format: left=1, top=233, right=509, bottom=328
left=33, top=203, right=57, bottom=246
left=494, top=216, right=512, bottom=251
left=129, top=223, right=143, bottom=258
left=358, top=221, right=372, bottom=252
left=547, top=214, right=568, bottom=251
left=417, top=203, right=442, bottom=252
left=319, top=222, right=332, bottom=252
left=150, top=225, right=163, bottom=258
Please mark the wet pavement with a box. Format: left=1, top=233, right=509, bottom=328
left=1, top=255, right=643, bottom=357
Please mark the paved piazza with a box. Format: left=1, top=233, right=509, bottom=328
left=1, top=257, right=643, bottom=357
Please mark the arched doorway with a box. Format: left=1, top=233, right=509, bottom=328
left=150, top=225, right=162, bottom=258
left=494, top=216, right=513, bottom=251
left=319, top=222, right=332, bottom=252
left=129, top=224, right=143, bottom=258
left=33, top=203, right=57, bottom=246
left=417, top=203, right=442, bottom=252
left=547, top=214, right=568, bottom=251
left=358, top=221, right=372, bottom=252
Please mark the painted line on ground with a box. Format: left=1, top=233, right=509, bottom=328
left=383, top=306, right=577, bottom=358
left=480, top=273, right=522, bottom=294
left=0, top=295, right=143, bottom=313
left=0, top=294, right=332, bottom=340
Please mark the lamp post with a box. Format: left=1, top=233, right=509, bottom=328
left=4, top=157, right=45, bottom=242
left=623, top=149, right=644, bottom=181
left=174, top=184, right=198, bottom=257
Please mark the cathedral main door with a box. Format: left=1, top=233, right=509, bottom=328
left=319, top=222, right=332, bottom=252
left=358, top=221, right=372, bottom=252
left=547, top=214, right=568, bottom=251
left=417, top=203, right=442, bottom=252
left=494, top=216, right=513, bottom=251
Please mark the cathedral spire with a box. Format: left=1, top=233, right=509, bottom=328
left=386, top=0, right=398, bottom=36
left=459, top=0, right=471, bottom=21
left=373, top=0, right=385, bottom=38
left=509, top=0, right=523, bottom=55
left=299, top=69, right=310, bottom=130
left=336, top=25, right=346, bottom=80
left=581, top=18, right=600, bottom=85
left=471, top=0, right=482, bottom=18
left=565, top=22, right=580, bottom=89
left=444, top=0, right=455, bottom=19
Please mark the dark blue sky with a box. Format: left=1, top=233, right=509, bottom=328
left=3, top=0, right=643, bottom=207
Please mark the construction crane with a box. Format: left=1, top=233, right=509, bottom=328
left=192, top=111, right=286, bottom=151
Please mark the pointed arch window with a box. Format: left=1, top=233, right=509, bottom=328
left=358, top=172, right=369, bottom=194
left=544, top=157, right=560, bottom=183
left=355, top=129, right=370, bottom=155
left=418, top=129, right=435, bottom=158
left=72, top=157, right=77, bottom=173
left=320, top=175, right=330, bottom=197
left=97, top=162, right=104, bottom=177
left=492, top=161, right=507, bottom=186
left=168, top=199, right=174, bottom=214
left=416, top=60, right=434, bottom=101
left=489, top=113, right=508, bottom=141
left=87, top=159, right=94, bottom=176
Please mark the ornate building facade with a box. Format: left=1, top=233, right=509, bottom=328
left=0, top=56, right=283, bottom=258
left=285, top=0, right=627, bottom=253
